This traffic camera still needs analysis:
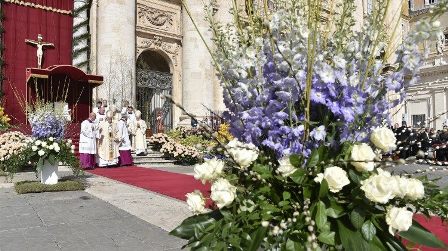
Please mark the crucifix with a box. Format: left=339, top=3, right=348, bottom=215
left=25, top=34, right=55, bottom=69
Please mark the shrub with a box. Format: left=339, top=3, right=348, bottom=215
left=15, top=179, right=85, bottom=194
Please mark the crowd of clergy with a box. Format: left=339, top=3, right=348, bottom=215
left=78, top=100, right=148, bottom=169
left=393, top=122, right=448, bottom=164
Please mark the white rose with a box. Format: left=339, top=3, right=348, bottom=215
left=322, top=166, right=350, bottom=193
left=314, top=173, right=324, bottom=183
left=35, top=140, right=42, bottom=146
left=193, top=158, right=224, bottom=184
left=226, top=139, right=259, bottom=169
left=48, top=145, right=54, bottom=150
left=386, top=207, right=413, bottom=235
left=370, top=127, right=397, bottom=152
left=351, top=143, right=376, bottom=172
left=405, top=178, right=425, bottom=200
left=53, top=142, right=59, bottom=148
left=49, top=137, right=54, bottom=142
left=54, top=146, right=61, bottom=153
left=41, top=142, right=47, bottom=147
left=38, top=150, right=45, bottom=156
left=277, top=156, right=297, bottom=177
left=210, top=178, right=237, bottom=209
left=391, top=176, right=409, bottom=198
left=32, top=146, right=38, bottom=152
left=361, top=169, right=396, bottom=204
left=67, top=139, right=72, bottom=144
left=186, top=191, right=206, bottom=214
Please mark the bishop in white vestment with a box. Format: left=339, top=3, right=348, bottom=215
left=79, top=113, right=98, bottom=169
left=117, top=113, right=133, bottom=166
left=96, top=113, right=119, bottom=167
left=129, top=110, right=147, bottom=156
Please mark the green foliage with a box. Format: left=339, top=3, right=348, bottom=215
left=14, top=179, right=85, bottom=194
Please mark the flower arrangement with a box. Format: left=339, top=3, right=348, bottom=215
left=171, top=0, right=448, bottom=250
left=0, top=105, right=10, bottom=131
left=0, top=131, right=32, bottom=174
left=160, top=140, right=201, bottom=165
left=148, top=133, right=172, bottom=151
left=30, top=111, right=66, bottom=140
left=29, top=137, right=81, bottom=176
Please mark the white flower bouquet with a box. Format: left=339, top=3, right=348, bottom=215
left=0, top=131, right=32, bottom=174
left=171, top=0, right=448, bottom=250
left=29, top=137, right=81, bottom=176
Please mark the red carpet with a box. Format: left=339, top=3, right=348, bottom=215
left=88, top=166, right=447, bottom=249
left=88, top=166, right=211, bottom=202
left=412, top=215, right=448, bottom=251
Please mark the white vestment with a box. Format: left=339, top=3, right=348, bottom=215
left=79, top=119, right=97, bottom=154
left=95, top=112, right=106, bottom=124
left=96, top=121, right=119, bottom=167
left=129, top=119, right=147, bottom=154
left=117, top=119, right=132, bottom=151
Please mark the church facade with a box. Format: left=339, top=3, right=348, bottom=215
left=78, top=0, right=238, bottom=133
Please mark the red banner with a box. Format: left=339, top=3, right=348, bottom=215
left=2, top=0, right=74, bottom=124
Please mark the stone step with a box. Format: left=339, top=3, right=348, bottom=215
left=133, top=158, right=176, bottom=165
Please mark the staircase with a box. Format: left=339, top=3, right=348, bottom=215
left=132, top=142, right=176, bottom=166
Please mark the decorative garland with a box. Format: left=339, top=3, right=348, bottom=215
left=3, top=0, right=71, bottom=15
left=72, top=0, right=91, bottom=72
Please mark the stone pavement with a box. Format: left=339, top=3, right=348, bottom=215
left=0, top=188, right=185, bottom=251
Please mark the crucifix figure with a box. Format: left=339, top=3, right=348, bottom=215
left=25, top=34, right=54, bottom=69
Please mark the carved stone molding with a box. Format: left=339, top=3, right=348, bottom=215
left=137, top=4, right=174, bottom=31
left=137, top=36, right=180, bottom=56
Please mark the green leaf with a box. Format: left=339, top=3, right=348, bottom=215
left=319, top=179, right=329, bottom=199
left=318, top=231, right=335, bottom=245
left=285, top=238, right=305, bottom=251
left=307, top=149, right=320, bottom=168
left=247, top=226, right=267, bottom=251
left=337, top=220, right=370, bottom=251
left=350, top=208, right=365, bottom=229
left=303, top=186, right=312, bottom=199
left=361, top=220, right=376, bottom=241
left=348, top=169, right=361, bottom=184
left=326, top=200, right=345, bottom=218
left=289, top=154, right=302, bottom=167
left=170, top=213, right=216, bottom=239
left=315, top=201, right=327, bottom=230
left=399, top=221, right=446, bottom=248
left=283, top=191, right=291, bottom=200
left=290, top=168, right=306, bottom=185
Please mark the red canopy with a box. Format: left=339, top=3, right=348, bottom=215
left=26, top=65, right=103, bottom=86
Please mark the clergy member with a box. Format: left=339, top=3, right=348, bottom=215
left=97, top=111, right=119, bottom=167
left=95, top=107, right=107, bottom=124
left=117, top=113, right=133, bottom=166
left=129, top=110, right=147, bottom=156
left=79, top=112, right=98, bottom=169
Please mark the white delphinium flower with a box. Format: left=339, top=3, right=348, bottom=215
left=360, top=169, right=396, bottom=204
left=277, top=156, right=297, bottom=177
left=314, top=166, right=350, bottom=193
left=310, top=125, right=326, bottom=141
left=226, top=139, right=259, bottom=169
left=318, top=63, right=335, bottom=84
left=386, top=207, right=413, bottom=235
left=210, top=178, right=237, bottom=209
left=333, top=55, right=346, bottom=69
left=193, top=158, right=224, bottom=184
left=370, top=127, right=397, bottom=152
left=185, top=191, right=206, bottom=215
left=351, top=143, right=376, bottom=172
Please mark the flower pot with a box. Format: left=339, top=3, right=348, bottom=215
left=40, top=161, right=59, bottom=185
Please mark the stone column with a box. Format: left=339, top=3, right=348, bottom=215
left=181, top=0, right=216, bottom=119
left=96, top=0, right=136, bottom=107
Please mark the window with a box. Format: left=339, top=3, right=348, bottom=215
left=408, top=0, right=414, bottom=11
left=412, top=114, right=426, bottom=128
